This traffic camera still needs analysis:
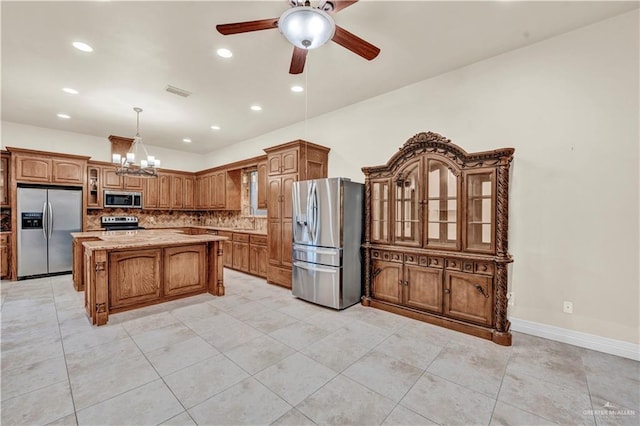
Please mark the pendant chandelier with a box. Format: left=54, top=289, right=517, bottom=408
left=112, top=107, right=160, bottom=178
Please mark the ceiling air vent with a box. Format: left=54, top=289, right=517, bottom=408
left=166, top=85, right=192, bottom=98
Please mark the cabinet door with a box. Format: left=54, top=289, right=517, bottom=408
left=102, top=168, right=123, bottom=189
left=0, top=156, right=9, bottom=207
left=144, top=177, right=159, bottom=209
left=280, top=148, right=299, bottom=174
left=15, top=155, right=51, bottom=182
left=123, top=175, right=143, bottom=191
left=0, top=234, right=9, bottom=279
left=426, top=159, right=460, bottom=250
left=404, top=264, right=443, bottom=313
left=158, top=174, right=171, bottom=209
left=87, top=166, right=101, bottom=208
left=163, top=245, right=206, bottom=296
left=223, top=240, right=233, bottom=267
left=214, top=172, right=226, bottom=208
left=267, top=155, right=281, bottom=175
left=444, top=271, right=493, bottom=326
left=232, top=242, right=249, bottom=271
left=281, top=173, right=296, bottom=221
left=52, top=159, right=85, bottom=184
left=371, top=259, right=402, bottom=304
left=393, top=160, right=421, bottom=246
left=257, top=161, right=267, bottom=209
left=250, top=244, right=268, bottom=277
left=184, top=176, right=195, bottom=209
left=267, top=177, right=282, bottom=220
left=171, top=175, right=184, bottom=209
left=268, top=220, right=282, bottom=265
left=463, top=169, right=496, bottom=254
left=370, top=179, right=390, bottom=243
left=198, top=175, right=210, bottom=208
left=109, top=249, right=161, bottom=309
left=281, top=219, right=293, bottom=267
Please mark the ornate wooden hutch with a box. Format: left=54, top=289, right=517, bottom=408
left=361, top=132, right=514, bottom=345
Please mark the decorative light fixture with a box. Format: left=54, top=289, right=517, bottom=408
left=112, top=107, right=160, bottom=178
left=278, top=4, right=335, bottom=50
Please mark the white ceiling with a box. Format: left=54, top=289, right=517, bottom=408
left=2, top=1, right=637, bottom=154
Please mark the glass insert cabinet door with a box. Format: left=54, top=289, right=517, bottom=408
left=370, top=180, right=390, bottom=243
left=426, top=159, right=459, bottom=249
left=394, top=161, right=421, bottom=246
left=465, top=169, right=495, bottom=253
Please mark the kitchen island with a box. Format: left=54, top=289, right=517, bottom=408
left=75, top=229, right=226, bottom=326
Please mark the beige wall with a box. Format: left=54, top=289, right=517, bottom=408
left=0, top=121, right=206, bottom=172
left=2, top=11, right=637, bottom=345
left=204, top=11, right=640, bottom=344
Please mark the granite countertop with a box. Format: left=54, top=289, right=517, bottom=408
left=80, top=229, right=227, bottom=252
left=189, top=226, right=267, bottom=236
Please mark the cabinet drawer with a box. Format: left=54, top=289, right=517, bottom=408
left=217, top=231, right=233, bottom=238
left=474, top=262, right=495, bottom=275
left=462, top=261, right=474, bottom=273
left=371, top=249, right=402, bottom=263
left=404, top=253, right=419, bottom=265
left=446, top=258, right=462, bottom=271
left=250, top=235, right=267, bottom=246
left=232, top=233, right=250, bottom=242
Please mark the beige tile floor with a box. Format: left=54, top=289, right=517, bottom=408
left=1, top=270, right=638, bottom=426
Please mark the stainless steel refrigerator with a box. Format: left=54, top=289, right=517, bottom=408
left=292, top=177, right=364, bottom=309
left=17, top=185, right=82, bottom=278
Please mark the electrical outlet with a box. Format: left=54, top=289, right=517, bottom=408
left=563, top=301, right=573, bottom=314
left=507, top=292, right=514, bottom=307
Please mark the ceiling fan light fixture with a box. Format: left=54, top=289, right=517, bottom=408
left=278, top=6, right=335, bottom=50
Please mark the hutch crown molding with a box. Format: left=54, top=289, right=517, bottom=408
left=361, top=131, right=515, bottom=345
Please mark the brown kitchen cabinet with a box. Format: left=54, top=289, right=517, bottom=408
left=264, top=140, right=329, bottom=288
left=257, top=160, right=267, bottom=209
left=362, top=131, right=514, bottom=345
left=158, top=173, right=171, bottom=209
left=249, top=234, right=267, bottom=278
left=163, top=244, right=207, bottom=297
left=87, top=164, right=102, bottom=208
left=9, top=148, right=88, bottom=186
left=171, top=175, right=184, bottom=209
left=184, top=176, right=195, bottom=209
left=232, top=233, right=250, bottom=272
left=1, top=153, right=10, bottom=207
left=218, top=231, right=233, bottom=268
left=108, top=248, right=162, bottom=309
left=1, top=233, right=11, bottom=279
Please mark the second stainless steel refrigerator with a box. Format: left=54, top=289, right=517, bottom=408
left=292, top=177, right=364, bottom=309
left=17, top=185, right=82, bottom=279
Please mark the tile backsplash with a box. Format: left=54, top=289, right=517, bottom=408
left=86, top=209, right=266, bottom=232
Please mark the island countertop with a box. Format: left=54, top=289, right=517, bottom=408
left=73, top=229, right=228, bottom=252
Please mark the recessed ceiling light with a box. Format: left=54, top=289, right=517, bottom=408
left=182, top=138, right=192, bottom=143
left=62, top=87, right=79, bottom=95
left=250, top=105, right=262, bottom=111
left=72, top=41, right=93, bottom=52
left=291, top=85, right=304, bottom=93
left=57, top=113, right=71, bottom=119
left=210, top=125, right=221, bottom=130
left=216, top=48, right=233, bottom=58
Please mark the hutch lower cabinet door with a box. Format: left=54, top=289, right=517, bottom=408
left=362, top=131, right=514, bottom=345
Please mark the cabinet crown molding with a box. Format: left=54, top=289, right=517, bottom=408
left=362, top=132, right=514, bottom=177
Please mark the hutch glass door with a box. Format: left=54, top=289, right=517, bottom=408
left=394, top=162, right=421, bottom=246
left=426, top=159, right=459, bottom=249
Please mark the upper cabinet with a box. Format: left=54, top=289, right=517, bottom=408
left=0, top=153, right=10, bottom=207
left=9, top=148, right=88, bottom=186
left=362, top=132, right=514, bottom=345
left=257, top=160, right=267, bottom=210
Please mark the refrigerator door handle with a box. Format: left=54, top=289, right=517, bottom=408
left=309, top=182, right=319, bottom=244
left=42, top=201, right=48, bottom=240
left=294, top=261, right=339, bottom=274
left=48, top=201, right=53, bottom=239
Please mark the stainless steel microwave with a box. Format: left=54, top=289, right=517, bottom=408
left=104, top=190, right=142, bottom=208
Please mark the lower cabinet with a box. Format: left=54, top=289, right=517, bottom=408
left=222, top=231, right=267, bottom=279
left=1, top=234, right=10, bottom=279
left=109, top=249, right=162, bottom=309
left=164, top=245, right=206, bottom=297
left=370, top=249, right=494, bottom=327
left=108, top=245, right=207, bottom=310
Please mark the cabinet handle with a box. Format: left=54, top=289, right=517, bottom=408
left=444, top=288, right=450, bottom=294
left=373, top=268, right=382, bottom=278
left=475, top=285, right=490, bottom=298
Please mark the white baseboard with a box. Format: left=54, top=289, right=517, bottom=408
left=509, top=317, right=640, bottom=361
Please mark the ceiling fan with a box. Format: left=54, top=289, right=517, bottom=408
left=216, top=0, right=380, bottom=74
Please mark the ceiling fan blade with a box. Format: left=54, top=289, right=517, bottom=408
left=289, top=47, right=308, bottom=74
left=216, top=18, right=278, bottom=35
left=332, top=25, right=380, bottom=60
left=330, top=1, right=359, bottom=13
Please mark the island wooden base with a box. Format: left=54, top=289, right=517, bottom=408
left=85, top=240, right=224, bottom=326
